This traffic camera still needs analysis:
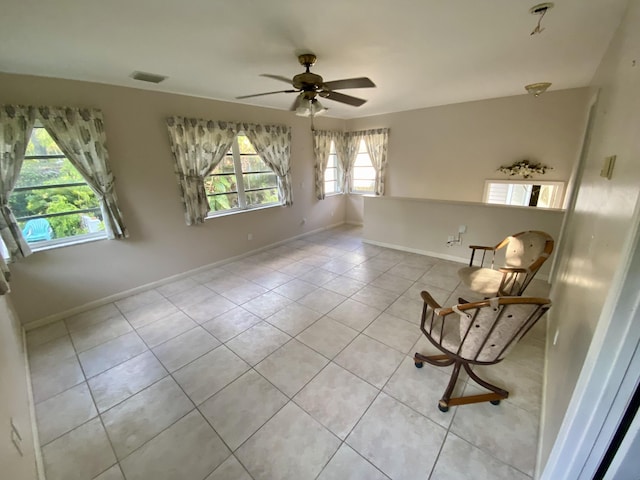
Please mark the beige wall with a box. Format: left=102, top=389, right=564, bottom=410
left=539, top=0, right=640, bottom=470
left=0, top=295, right=38, bottom=480
left=345, top=88, right=591, bottom=222
left=0, top=73, right=346, bottom=323
left=363, top=196, right=564, bottom=278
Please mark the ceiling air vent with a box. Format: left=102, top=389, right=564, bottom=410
left=130, top=71, right=167, bottom=84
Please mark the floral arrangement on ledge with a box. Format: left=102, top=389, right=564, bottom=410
left=498, top=160, right=552, bottom=178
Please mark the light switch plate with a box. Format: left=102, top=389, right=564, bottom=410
left=600, top=155, right=616, bottom=179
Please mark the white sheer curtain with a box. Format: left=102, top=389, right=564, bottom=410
left=362, top=128, right=390, bottom=195
left=312, top=130, right=338, bottom=200
left=166, top=117, right=238, bottom=225
left=0, top=105, right=35, bottom=260
left=242, top=123, right=293, bottom=206
left=336, top=131, right=362, bottom=194
left=38, top=107, right=128, bottom=238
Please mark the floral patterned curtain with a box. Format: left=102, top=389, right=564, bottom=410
left=0, top=256, right=9, bottom=294
left=0, top=105, right=35, bottom=260
left=336, top=131, right=362, bottom=194
left=166, top=117, right=238, bottom=225
left=242, top=123, right=293, bottom=206
left=312, top=130, right=338, bottom=200
left=362, top=128, right=390, bottom=195
left=38, top=107, right=128, bottom=239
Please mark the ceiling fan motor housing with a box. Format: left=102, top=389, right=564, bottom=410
left=292, top=72, right=324, bottom=91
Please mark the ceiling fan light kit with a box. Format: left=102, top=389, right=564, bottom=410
left=296, top=98, right=326, bottom=117
left=236, top=53, right=376, bottom=115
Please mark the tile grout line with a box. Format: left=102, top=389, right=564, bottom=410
left=31, top=227, right=539, bottom=479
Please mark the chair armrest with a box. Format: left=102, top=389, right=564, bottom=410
left=468, top=245, right=495, bottom=250
left=421, top=291, right=443, bottom=312
left=468, top=245, right=497, bottom=267
left=498, top=267, right=528, bottom=273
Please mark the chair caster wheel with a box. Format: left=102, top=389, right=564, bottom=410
left=490, top=400, right=501, bottom=406
left=414, top=362, right=424, bottom=368
left=438, top=404, right=449, bottom=413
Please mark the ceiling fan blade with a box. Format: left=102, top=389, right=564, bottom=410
left=321, top=90, right=367, bottom=107
left=236, top=89, right=297, bottom=99
left=261, top=74, right=294, bottom=85
left=322, top=77, right=376, bottom=90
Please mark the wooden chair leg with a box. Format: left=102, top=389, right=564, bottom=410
left=438, top=361, right=463, bottom=412
left=414, top=353, right=509, bottom=411
left=414, top=352, right=455, bottom=368
left=420, top=360, right=509, bottom=412
left=440, top=363, right=509, bottom=409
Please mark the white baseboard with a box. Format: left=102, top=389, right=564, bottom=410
left=22, top=328, right=45, bottom=480
left=363, top=238, right=469, bottom=264
left=24, top=222, right=347, bottom=331
left=362, top=238, right=550, bottom=282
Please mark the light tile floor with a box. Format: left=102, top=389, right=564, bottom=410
left=27, top=225, right=549, bottom=480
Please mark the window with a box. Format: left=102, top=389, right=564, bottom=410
left=205, top=134, right=281, bottom=215
left=324, top=141, right=341, bottom=195
left=8, top=125, right=106, bottom=250
left=484, top=180, right=565, bottom=208
left=351, top=138, right=376, bottom=193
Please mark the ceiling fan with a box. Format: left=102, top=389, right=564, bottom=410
left=236, top=53, right=376, bottom=114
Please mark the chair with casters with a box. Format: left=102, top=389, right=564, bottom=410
left=413, top=290, right=551, bottom=412
left=457, top=230, right=554, bottom=297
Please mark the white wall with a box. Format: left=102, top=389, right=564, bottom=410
left=539, top=0, right=640, bottom=471
left=0, top=295, right=38, bottom=480
left=0, top=73, right=347, bottom=324
left=363, top=196, right=564, bottom=278
left=345, top=88, right=591, bottom=222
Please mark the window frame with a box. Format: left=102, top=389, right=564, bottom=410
left=9, top=125, right=107, bottom=252
left=350, top=138, right=376, bottom=195
left=323, top=140, right=342, bottom=196
left=483, top=179, right=565, bottom=209
left=205, top=133, right=282, bottom=218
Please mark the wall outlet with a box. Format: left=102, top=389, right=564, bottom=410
left=447, top=235, right=455, bottom=242
left=247, top=233, right=253, bottom=241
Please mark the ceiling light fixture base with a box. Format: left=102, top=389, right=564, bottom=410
left=525, top=82, right=552, bottom=96
left=530, top=2, right=554, bottom=15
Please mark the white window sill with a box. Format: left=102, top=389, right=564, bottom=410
left=28, top=232, right=108, bottom=253
left=324, top=192, right=343, bottom=197
left=206, top=202, right=285, bottom=219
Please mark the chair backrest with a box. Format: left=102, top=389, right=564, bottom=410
left=504, top=231, right=553, bottom=269
left=422, top=296, right=551, bottom=364
left=497, top=231, right=554, bottom=295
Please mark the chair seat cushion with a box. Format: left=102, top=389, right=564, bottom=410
left=458, top=267, right=503, bottom=296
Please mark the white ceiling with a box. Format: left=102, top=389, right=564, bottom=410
left=0, top=0, right=628, bottom=118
